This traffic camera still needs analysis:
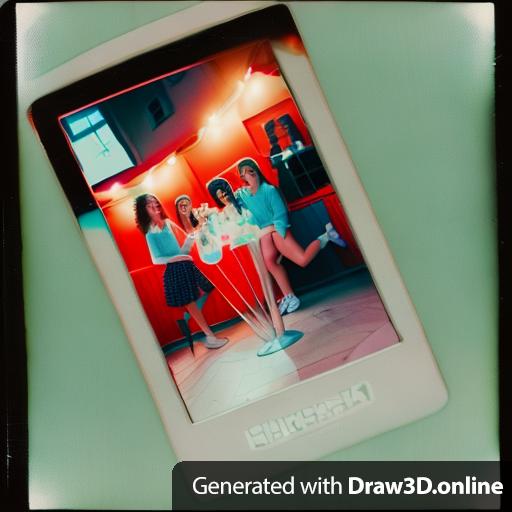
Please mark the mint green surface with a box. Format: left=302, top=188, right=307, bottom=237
left=18, top=2, right=497, bottom=509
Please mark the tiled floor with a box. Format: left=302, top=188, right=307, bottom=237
left=166, top=269, right=399, bottom=422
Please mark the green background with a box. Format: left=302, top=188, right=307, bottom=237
left=17, top=2, right=497, bottom=509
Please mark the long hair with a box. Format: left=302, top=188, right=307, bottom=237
left=237, top=158, right=269, bottom=185
left=207, top=178, right=243, bottom=214
left=174, top=194, right=199, bottom=231
left=134, top=194, right=168, bottom=234
left=237, top=157, right=289, bottom=210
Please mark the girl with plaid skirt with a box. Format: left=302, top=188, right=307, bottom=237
left=134, top=194, right=228, bottom=349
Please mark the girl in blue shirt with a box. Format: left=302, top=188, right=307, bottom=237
left=134, top=194, right=228, bottom=349
left=236, top=158, right=347, bottom=315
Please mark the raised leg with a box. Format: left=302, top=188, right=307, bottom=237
left=271, top=230, right=321, bottom=268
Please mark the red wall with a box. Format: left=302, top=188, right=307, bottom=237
left=101, top=154, right=269, bottom=345
left=95, top=69, right=360, bottom=347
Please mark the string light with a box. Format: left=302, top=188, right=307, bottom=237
left=106, top=181, right=127, bottom=203
left=246, top=74, right=264, bottom=98
left=208, top=113, right=220, bottom=125
left=96, top=67, right=273, bottom=202
left=143, top=174, right=153, bottom=187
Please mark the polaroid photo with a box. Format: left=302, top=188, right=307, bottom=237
left=27, top=2, right=447, bottom=460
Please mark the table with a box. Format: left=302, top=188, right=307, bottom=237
left=195, top=212, right=303, bottom=357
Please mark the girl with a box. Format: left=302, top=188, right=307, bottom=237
left=206, top=177, right=258, bottom=247
left=134, top=194, right=228, bottom=349
left=175, top=194, right=204, bottom=234
left=207, top=178, right=245, bottom=222
left=235, top=158, right=347, bottom=315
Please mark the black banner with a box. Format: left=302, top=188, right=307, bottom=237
left=172, top=462, right=503, bottom=510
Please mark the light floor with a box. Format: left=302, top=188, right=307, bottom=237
left=166, top=269, right=399, bottom=422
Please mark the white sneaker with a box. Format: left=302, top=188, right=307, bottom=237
left=278, top=295, right=291, bottom=315
left=278, top=294, right=300, bottom=315
left=325, top=222, right=347, bottom=248
left=204, top=336, right=228, bottom=349
left=286, top=294, right=300, bottom=314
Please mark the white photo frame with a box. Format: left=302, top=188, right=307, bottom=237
left=25, top=1, right=447, bottom=461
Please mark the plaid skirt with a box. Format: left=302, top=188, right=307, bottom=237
left=163, top=260, right=214, bottom=307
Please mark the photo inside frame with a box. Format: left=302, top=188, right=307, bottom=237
left=58, top=38, right=400, bottom=422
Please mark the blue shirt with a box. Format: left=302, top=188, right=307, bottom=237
left=145, top=220, right=192, bottom=264
left=236, top=182, right=290, bottom=238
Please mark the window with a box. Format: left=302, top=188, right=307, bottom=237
left=147, top=98, right=165, bottom=127
left=146, top=94, right=174, bottom=130
left=61, top=107, right=134, bottom=186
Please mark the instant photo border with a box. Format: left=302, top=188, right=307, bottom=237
left=27, top=1, right=447, bottom=461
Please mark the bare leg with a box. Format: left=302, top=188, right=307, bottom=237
left=259, top=233, right=294, bottom=296
left=271, top=230, right=321, bottom=268
left=184, top=301, right=215, bottom=337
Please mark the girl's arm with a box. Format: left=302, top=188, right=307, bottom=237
left=268, top=186, right=290, bottom=238
left=166, top=219, right=196, bottom=255
left=179, top=232, right=196, bottom=255
left=194, top=204, right=218, bottom=218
